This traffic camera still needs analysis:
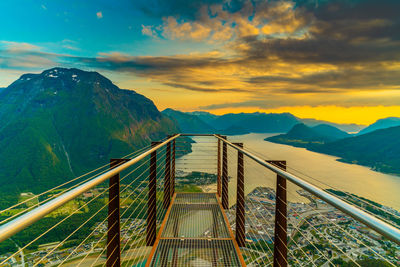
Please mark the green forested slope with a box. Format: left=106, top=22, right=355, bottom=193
left=0, top=68, right=178, bottom=195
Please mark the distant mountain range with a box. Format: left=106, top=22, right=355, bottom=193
left=187, top=111, right=219, bottom=125
left=266, top=123, right=400, bottom=175
left=357, top=117, right=400, bottom=135
left=0, top=68, right=179, bottom=195
left=162, top=109, right=365, bottom=134
left=162, top=109, right=215, bottom=133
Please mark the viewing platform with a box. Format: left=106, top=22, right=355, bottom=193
left=0, top=133, right=398, bottom=266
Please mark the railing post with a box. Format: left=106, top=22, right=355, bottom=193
left=147, top=142, right=160, bottom=246
left=164, top=140, right=171, bottom=209
left=234, top=143, right=245, bottom=247
left=221, top=135, right=228, bottom=209
left=217, top=135, right=221, bottom=197
left=171, top=137, right=176, bottom=196
left=107, top=158, right=128, bottom=267
left=267, top=160, right=287, bottom=267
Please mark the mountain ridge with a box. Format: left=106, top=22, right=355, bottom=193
left=162, top=108, right=215, bottom=133
left=0, top=67, right=179, bottom=196
left=358, top=117, right=400, bottom=135
left=167, top=109, right=366, bottom=134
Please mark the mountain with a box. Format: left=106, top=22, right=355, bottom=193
left=187, top=111, right=219, bottom=125
left=0, top=67, right=178, bottom=195
left=162, top=108, right=215, bottom=133
left=312, top=124, right=351, bottom=140
left=188, top=111, right=362, bottom=134
left=301, top=118, right=365, bottom=133
left=313, top=126, right=400, bottom=174
left=265, top=123, right=350, bottom=148
left=357, top=117, right=400, bottom=135
left=208, top=112, right=300, bottom=133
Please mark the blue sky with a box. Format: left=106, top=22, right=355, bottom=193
left=1, top=0, right=400, bottom=124
left=0, top=0, right=212, bottom=57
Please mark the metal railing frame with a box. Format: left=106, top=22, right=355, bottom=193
left=0, top=132, right=398, bottom=267
left=213, top=134, right=400, bottom=245
left=0, top=134, right=181, bottom=243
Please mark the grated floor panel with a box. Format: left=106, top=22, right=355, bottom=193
left=162, top=204, right=230, bottom=238
left=148, top=193, right=243, bottom=267
left=150, top=239, right=241, bottom=267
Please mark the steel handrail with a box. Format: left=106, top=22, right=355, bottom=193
left=214, top=134, right=400, bottom=245
left=0, top=134, right=181, bottom=243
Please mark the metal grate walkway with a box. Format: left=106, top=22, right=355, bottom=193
left=147, top=193, right=245, bottom=266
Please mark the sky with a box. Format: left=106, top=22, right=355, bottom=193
left=1, top=0, right=400, bottom=125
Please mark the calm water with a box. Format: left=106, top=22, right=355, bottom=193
left=177, top=133, right=400, bottom=211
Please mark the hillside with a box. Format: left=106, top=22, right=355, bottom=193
left=313, top=126, right=400, bottom=174
left=0, top=68, right=178, bottom=195
left=266, top=123, right=350, bottom=148
left=358, top=117, right=400, bottom=135
left=312, top=124, right=350, bottom=140
left=162, top=108, right=215, bottom=133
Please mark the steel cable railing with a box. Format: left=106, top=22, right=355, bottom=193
left=245, top=156, right=397, bottom=266
left=1, top=133, right=399, bottom=267
left=240, top=141, right=400, bottom=226
left=1, top=181, right=111, bottom=265
left=235, top=159, right=318, bottom=267
left=119, top=146, right=170, bottom=265
left=225, top=148, right=303, bottom=267
left=0, top=135, right=180, bottom=266
left=233, top=152, right=342, bottom=266
left=279, top=183, right=398, bottom=266
left=0, top=144, right=153, bottom=225
left=59, top=147, right=166, bottom=265
left=79, top=147, right=168, bottom=266
left=215, top=135, right=400, bottom=244
left=221, top=135, right=400, bottom=266
left=0, top=135, right=180, bottom=244
left=56, top=151, right=161, bottom=265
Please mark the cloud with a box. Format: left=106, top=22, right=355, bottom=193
left=61, top=39, right=80, bottom=51
left=161, top=17, right=212, bottom=41
left=0, top=41, right=41, bottom=52
left=96, top=11, right=103, bottom=19
left=141, top=0, right=312, bottom=41
left=141, top=25, right=158, bottom=38
left=2, top=0, right=400, bottom=111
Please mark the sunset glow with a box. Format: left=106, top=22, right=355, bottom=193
left=1, top=0, right=399, bottom=124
